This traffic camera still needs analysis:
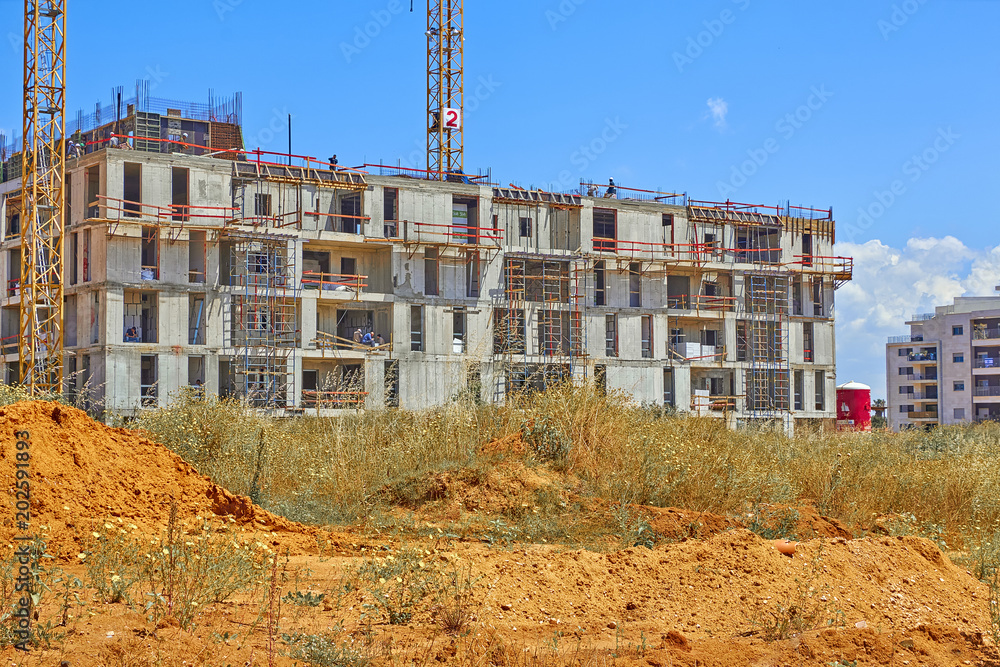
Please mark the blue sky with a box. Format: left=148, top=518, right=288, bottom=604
left=2, top=0, right=998, bottom=398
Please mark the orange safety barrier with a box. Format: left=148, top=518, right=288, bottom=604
left=301, top=272, right=368, bottom=292
left=403, top=220, right=503, bottom=244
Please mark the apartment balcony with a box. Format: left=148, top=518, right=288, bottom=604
left=973, top=357, right=1000, bottom=371
left=302, top=272, right=368, bottom=300
left=907, top=351, right=937, bottom=363
left=888, top=334, right=924, bottom=344
left=908, top=410, right=939, bottom=420
left=665, top=294, right=736, bottom=314
left=899, top=392, right=939, bottom=401
left=973, top=386, right=1000, bottom=399
left=899, top=372, right=937, bottom=382
left=972, top=329, right=1000, bottom=343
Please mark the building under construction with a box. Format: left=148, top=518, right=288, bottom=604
left=0, top=92, right=852, bottom=430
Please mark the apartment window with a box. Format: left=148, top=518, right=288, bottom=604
left=814, top=370, right=825, bottom=410
left=70, top=233, right=78, bottom=285
left=736, top=321, right=748, bottom=362
left=629, top=263, right=641, bottom=307
left=954, top=381, right=965, bottom=391
left=954, top=408, right=966, bottom=420
left=519, top=217, right=532, bottom=238
left=802, top=234, right=813, bottom=266
left=662, top=213, right=673, bottom=227
left=641, top=315, right=653, bottom=358
left=900, top=405, right=915, bottom=413
left=141, top=228, right=158, bottom=280
left=899, top=386, right=914, bottom=394
left=663, top=368, right=674, bottom=406
left=410, top=305, right=423, bottom=352
left=605, top=314, right=618, bottom=357
left=123, top=162, right=141, bottom=217
left=83, top=229, right=91, bottom=281
left=812, top=279, right=823, bottom=317
left=383, top=187, right=399, bottom=237
left=86, top=165, right=100, bottom=218
left=189, top=231, right=207, bottom=283
left=953, top=353, right=964, bottom=363
left=898, top=347, right=911, bottom=356
left=189, top=294, right=206, bottom=345
left=188, top=356, right=206, bottom=390
left=794, top=370, right=804, bottom=410
left=594, top=261, right=606, bottom=306
left=953, top=325, right=964, bottom=336
left=424, top=248, right=439, bottom=296
left=254, top=193, right=272, bottom=217
left=124, top=291, right=157, bottom=343
left=453, top=311, right=466, bottom=354
left=492, top=213, right=499, bottom=232
left=593, top=208, right=616, bottom=252
left=792, top=279, right=803, bottom=315
left=466, top=251, right=481, bottom=297
left=171, top=167, right=189, bottom=221
left=899, top=366, right=913, bottom=376
left=803, top=322, right=814, bottom=362
left=140, top=355, right=158, bottom=407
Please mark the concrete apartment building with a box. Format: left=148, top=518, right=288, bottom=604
left=0, top=94, right=853, bottom=429
left=886, top=295, right=1000, bottom=430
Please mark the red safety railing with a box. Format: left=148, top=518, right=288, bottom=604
left=7, top=278, right=19, bottom=297
left=91, top=195, right=239, bottom=225
left=301, top=272, right=368, bottom=293
left=665, top=294, right=737, bottom=311
left=1, top=334, right=17, bottom=355
left=787, top=254, right=853, bottom=275
left=689, top=199, right=833, bottom=220
left=402, top=220, right=503, bottom=244
left=303, top=211, right=372, bottom=234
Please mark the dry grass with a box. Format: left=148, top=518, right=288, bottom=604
left=128, top=384, right=1000, bottom=558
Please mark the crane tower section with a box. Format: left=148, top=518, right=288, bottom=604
left=426, top=0, right=464, bottom=179
left=20, top=0, right=67, bottom=393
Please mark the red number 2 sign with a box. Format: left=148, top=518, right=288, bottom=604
left=443, top=108, right=462, bottom=130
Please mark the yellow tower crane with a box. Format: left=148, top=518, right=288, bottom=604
left=20, top=0, right=67, bottom=394
left=426, top=0, right=463, bottom=179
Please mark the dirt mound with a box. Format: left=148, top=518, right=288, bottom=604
left=479, top=432, right=528, bottom=457
left=642, top=506, right=743, bottom=540
left=463, top=529, right=990, bottom=640
left=0, top=401, right=338, bottom=556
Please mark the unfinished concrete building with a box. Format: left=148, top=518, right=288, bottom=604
left=0, top=93, right=853, bottom=429
left=886, top=294, right=1000, bottom=430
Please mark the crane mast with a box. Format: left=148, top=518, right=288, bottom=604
left=426, top=0, right=464, bottom=179
left=20, top=0, right=67, bottom=393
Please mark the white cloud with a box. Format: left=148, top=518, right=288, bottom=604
left=706, top=97, right=728, bottom=131
left=834, top=235, right=998, bottom=398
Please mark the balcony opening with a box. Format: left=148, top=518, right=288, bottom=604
left=64, top=295, right=77, bottom=347
left=641, top=314, right=653, bottom=358
left=7, top=249, right=20, bottom=296
left=593, top=208, right=617, bottom=252
left=466, top=251, right=481, bottom=298
left=594, top=261, right=606, bottom=306
left=123, top=162, right=141, bottom=217
left=140, top=354, right=158, bottom=407
left=605, top=314, right=618, bottom=357
left=410, top=305, right=423, bottom=352
left=188, top=355, right=205, bottom=391
left=802, top=233, right=813, bottom=266
left=423, top=248, right=439, bottom=296
left=629, top=263, right=642, bottom=307
left=124, top=290, right=157, bottom=343
left=453, top=310, right=466, bottom=353
left=86, top=166, right=100, bottom=218
left=814, top=370, right=825, bottom=411
left=662, top=368, right=673, bottom=406
left=70, top=232, right=79, bottom=285
left=171, top=167, right=189, bottom=221
left=189, top=294, right=206, bottom=345
left=141, top=227, right=159, bottom=280
left=384, top=360, right=399, bottom=407
left=338, top=192, right=362, bottom=234
left=453, top=196, right=479, bottom=244
left=794, top=370, right=804, bottom=410
left=803, top=322, right=814, bottom=362
left=383, top=187, right=399, bottom=237
left=83, top=229, right=91, bottom=281
left=188, top=231, right=207, bottom=283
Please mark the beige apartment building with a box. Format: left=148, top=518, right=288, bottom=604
left=0, top=94, right=853, bottom=429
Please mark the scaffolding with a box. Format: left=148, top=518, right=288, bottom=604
left=743, top=271, right=790, bottom=421
left=226, top=231, right=299, bottom=409
left=491, top=254, right=587, bottom=401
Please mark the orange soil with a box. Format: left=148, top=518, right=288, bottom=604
left=0, top=401, right=343, bottom=556
left=0, top=402, right=996, bottom=665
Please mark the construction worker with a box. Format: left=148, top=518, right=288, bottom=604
left=605, top=178, right=617, bottom=198
left=361, top=331, right=374, bottom=347
left=329, top=155, right=339, bottom=171
left=376, top=333, right=385, bottom=347
left=353, top=328, right=363, bottom=346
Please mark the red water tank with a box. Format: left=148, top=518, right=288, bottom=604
left=836, top=381, right=872, bottom=431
